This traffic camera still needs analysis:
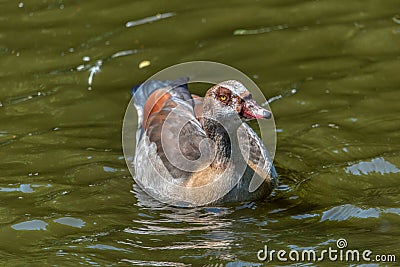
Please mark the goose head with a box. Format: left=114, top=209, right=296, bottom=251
left=203, top=80, right=271, bottom=122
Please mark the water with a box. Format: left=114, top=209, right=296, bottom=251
left=1, top=0, right=399, bottom=266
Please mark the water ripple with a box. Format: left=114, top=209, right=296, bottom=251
left=345, top=157, right=400, bottom=176
left=11, top=219, right=48, bottom=231
left=120, top=259, right=189, bottom=267
left=54, top=217, right=86, bottom=228
left=125, top=13, right=176, bottom=28
left=321, top=204, right=379, bottom=221
left=234, top=24, right=289, bottom=35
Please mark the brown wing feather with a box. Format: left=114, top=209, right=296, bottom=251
left=145, top=92, right=207, bottom=179
left=143, top=89, right=171, bottom=130
left=191, top=94, right=204, bottom=123
left=237, top=123, right=276, bottom=192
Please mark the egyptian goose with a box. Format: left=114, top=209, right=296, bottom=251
left=131, top=78, right=278, bottom=206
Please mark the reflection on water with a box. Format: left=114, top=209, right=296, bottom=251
left=11, top=219, right=48, bottom=231
left=54, top=217, right=86, bottom=228
left=345, top=157, right=400, bottom=176
left=125, top=13, right=176, bottom=28
left=128, top=184, right=235, bottom=250
left=0, top=0, right=399, bottom=265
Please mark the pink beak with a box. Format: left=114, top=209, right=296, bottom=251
left=241, top=100, right=272, bottom=120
